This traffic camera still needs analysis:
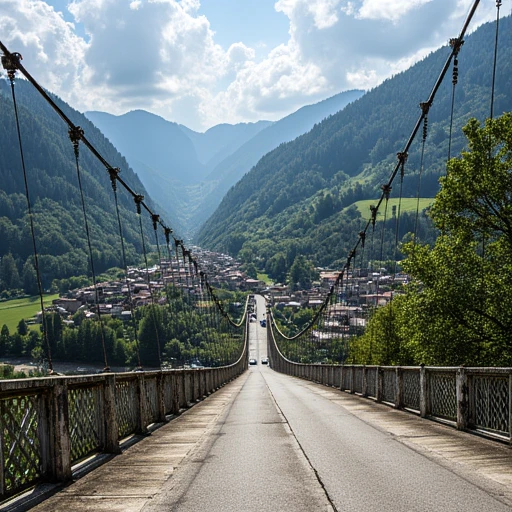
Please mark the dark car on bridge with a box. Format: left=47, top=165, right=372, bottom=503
left=249, top=358, right=257, bottom=365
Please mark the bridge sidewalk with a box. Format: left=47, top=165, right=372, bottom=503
left=5, top=372, right=512, bottom=511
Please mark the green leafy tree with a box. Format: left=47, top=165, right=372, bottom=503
left=0, top=253, right=21, bottom=291
left=358, top=114, right=512, bottom=366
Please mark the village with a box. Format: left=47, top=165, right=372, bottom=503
left=45, top=247, right=408, bottom=337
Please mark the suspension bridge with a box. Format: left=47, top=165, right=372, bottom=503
left=1, top=0, right=512, bottom=509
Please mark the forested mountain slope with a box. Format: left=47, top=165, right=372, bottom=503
left=197, top=17, right=512, bottom=272
left=188, top=89, right=364, bottom=230
left=0, top=80, right=163, bottom=294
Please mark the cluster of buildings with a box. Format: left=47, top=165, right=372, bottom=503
left=41, top=246, right=406, bottom=335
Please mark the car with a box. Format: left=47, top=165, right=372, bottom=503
left=249, top=358, right=257, bottom=365
left=261, top=357, right=268, bottom=365
left=260, top=319, right=266, bottom=327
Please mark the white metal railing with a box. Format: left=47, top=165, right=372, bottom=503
left=268, top=326, right=512, bottom=445
left=0, top=357, right=246, bottom=501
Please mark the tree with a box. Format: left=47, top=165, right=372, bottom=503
left=0, top=253, right=21, bottom=291
left=289, top=255, right=318, bottom=291
left=22, top=259, right=39, bottom=295
left=393, top=113, right=512, bottom=366
left=17, top=319, right=28, bottom=336
left=0, top=324, right=9, bottom=356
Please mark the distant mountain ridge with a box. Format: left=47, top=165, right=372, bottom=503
left=86, top=89, right=364, bottom=236
left=196, top=16, right=512, bottom=271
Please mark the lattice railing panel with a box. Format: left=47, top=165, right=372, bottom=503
left=429, top=372, right=456, bottom=420
left=366, top=368, right=377, bottom=397
left=116, top=380, right=138, bottom=438
left=354, top=368, right=363, bottom=394
left=0, top=396, right=42, bottom=495
left=145, top=377, right=159, bottom=423
left=382, top=369, right=396, bottom=403
left=473, top=375, right=509, bottom=435
left=403, top=370, right=420, bottom=411
left=69, top=386, right=102, bottom=462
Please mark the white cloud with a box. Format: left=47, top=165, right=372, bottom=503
left=0, top=0, right=504, bottom=131
left=357, top=0, right=433, bottom=22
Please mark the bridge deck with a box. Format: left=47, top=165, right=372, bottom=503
left=7, top=369, right=511, bottom=511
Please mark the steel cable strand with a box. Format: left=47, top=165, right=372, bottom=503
left=1, top=53, right=53, bottom=372
left=108, top=168, right=142, bottom=370
left=393, top=153, right=407, bottom=277
left=134, top=195, right=162, bottom=368
left=414, top=103, right=431, bottom=247
left=69, top=127, right=110, bottom=371
left=447, top=37, right=463, bottom=162
left=490, top=1, right=502, bottom=121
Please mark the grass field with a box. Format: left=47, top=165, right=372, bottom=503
left=353, top=198, right=434, bottom=218
left=0, top=294, right=59, bottom=332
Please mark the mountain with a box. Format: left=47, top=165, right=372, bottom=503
left=188, top=89, right=365, bottom=229
left=179, top=121, right=273, bottom=172
left=86, top=90, right=363, bottom=236
left=196, top=16, right=512, bottom=273
left=0, top=80, right=164, bottom=294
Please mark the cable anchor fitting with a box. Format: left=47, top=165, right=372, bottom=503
left=68, top=126, right=84, bottom=158
left=420, top=102, right=431, bottom=141
left=1, top=52, right=22, bottom=82
left=359, top=230, right=366, bottom=248
left=107, top=167, right=120, bottom=191
left=381, top=184, right=392, bottom=201
left=397, top=152, right=408, bottom=179
left=151, top=214, right=159, bottom=231
left=134, top=194, right=144, bottom=215
left=164, top=227, right=172, bottom=244
left=370, top=205, right=378, bottom=227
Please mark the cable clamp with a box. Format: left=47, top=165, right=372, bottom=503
left=1, top=52, right=22, bottom=81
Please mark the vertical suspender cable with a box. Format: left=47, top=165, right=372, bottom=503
left=490, top=1, right=502, bottom=120
left=414, top=103, right=431, bottom=244
left=108, top=168, right=142, bottom=369
left=2, top=53, right=53, bottom=372
left=134, top=195, right=161, bottom=367
left=69, top=127, right=110, bottom=371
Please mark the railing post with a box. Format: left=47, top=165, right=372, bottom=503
left=170, top=372, right=180, bottom=415
left=136, top=373, right=148, bottom=435
left=419, top=364, right=427, bottom=417
left=376, top=366, right=383, bottom=403
left=362, top=366, right=368, bottom=397
left=339, top=365, right=344, bottom=390
left=48, top=379, right=72, bottom=482
left=395, top=367, right=404, bottom=409
left=350, top=366, right=355, bottom=394
left=456, top=366, right=469, bottom=430
left=103, top=374, right=121, bottom=454
left=156, top=372, right=167, bottom=423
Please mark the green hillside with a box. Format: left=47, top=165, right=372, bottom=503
left=0, top=79, right=163, bottom=296
left=197, top=17, right=512, bottom=275
left=353, top=198, right=434, bottom=218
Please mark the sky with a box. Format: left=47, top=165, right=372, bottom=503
left=0, top=0, right=508, bottom=132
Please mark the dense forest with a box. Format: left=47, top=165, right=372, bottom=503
left=0, top=79, right=165, bottom=296
left=197, top=17, right=512, bottom=278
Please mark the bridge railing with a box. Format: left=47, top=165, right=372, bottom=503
left=0, top=357, right=246, bottom=502
left=268, top=328, right=512, bottom=444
